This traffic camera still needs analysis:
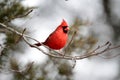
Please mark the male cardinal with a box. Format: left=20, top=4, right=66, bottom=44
left=32, top=19, right=69, bottom=50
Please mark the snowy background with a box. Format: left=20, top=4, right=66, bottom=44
left=0, top=0, right=120, bottom=80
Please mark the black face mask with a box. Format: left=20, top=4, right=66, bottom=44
left=63, top=26, right=68, bottom=33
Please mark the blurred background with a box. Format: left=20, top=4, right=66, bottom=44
left=0, top=0, right=120, bottom=80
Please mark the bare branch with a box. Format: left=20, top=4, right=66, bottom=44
left=67, top=31, right=77, bottom=47
left=16, top=9, right=33, bottom=18
left=22, top=62, right=34, bottom=75
left=11, top=9, right=34, bottom=20
left=0, top=22, right=120, bottom=62
left=0, top=61, right=34, bottom=74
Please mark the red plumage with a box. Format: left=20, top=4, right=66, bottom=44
left=33, top=19, right=69, bottom=50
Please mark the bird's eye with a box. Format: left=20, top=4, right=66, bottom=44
left=63, top=26, right=67, bottom=28
left=63, top=26, right=68, bottom=33
left=63, top=26, right=68, bottom=30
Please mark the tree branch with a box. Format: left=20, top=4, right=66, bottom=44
left=0, top=22, right=120, bottom=61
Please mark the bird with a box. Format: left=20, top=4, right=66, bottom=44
left=32, top=19, right=69, bottom=50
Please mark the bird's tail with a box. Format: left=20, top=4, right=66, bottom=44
left=34, top=43, right=42, bottom=46
left=30, top=43, right=42, bottom=47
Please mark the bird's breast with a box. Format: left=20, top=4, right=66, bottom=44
left=44, top=30, right=68, bottom=50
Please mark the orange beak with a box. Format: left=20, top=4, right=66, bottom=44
left=65, top=26, right=69, bottom=31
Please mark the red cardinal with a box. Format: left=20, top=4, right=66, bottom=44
left=33, top=19, right=69, bottom=50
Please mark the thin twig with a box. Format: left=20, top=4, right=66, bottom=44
left=12, top=9, right=33, bottom=19
left=15, top=28, right=27, bottom=43
left=67, top=31, right=77, bottom=47
left=22, top=62, right=34, bottom=74
left=0, top=22, right=120, bottom=61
